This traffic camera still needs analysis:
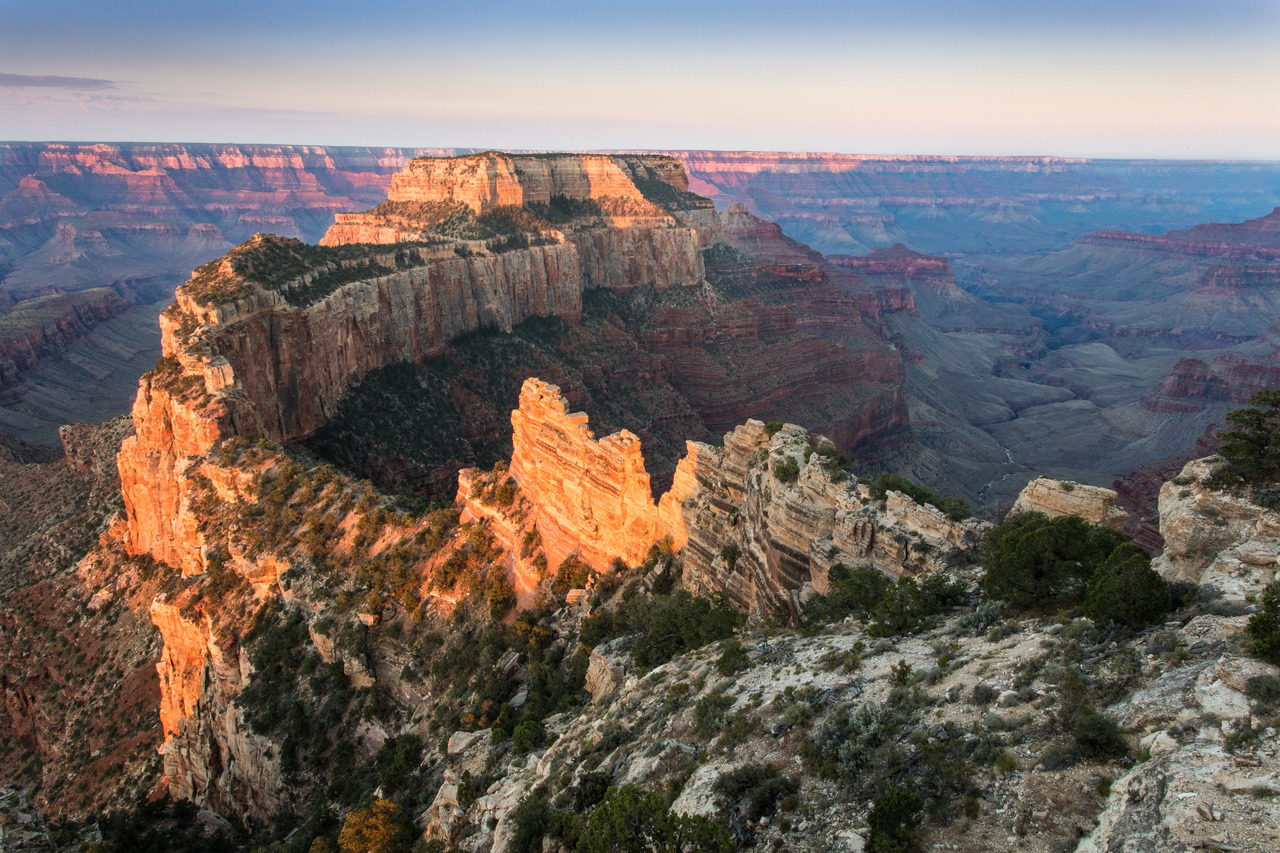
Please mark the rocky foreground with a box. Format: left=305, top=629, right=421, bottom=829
left=4, top=387, right=1278, bottom=852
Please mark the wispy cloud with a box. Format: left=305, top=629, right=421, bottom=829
left=0, top=72, right=116, bottom=90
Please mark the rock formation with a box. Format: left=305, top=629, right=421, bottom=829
left=321, top=152, right=712, bottom=294
left=1012, top=476, right=1130, bottom=530
left=460, top=379, right=979, bottom=617
left=669, top=419, right=985, bottom=616
left=117, top=153, right=910, bottom=575
left=1149, top=353, right=1280, bottom=409
left=503, top=379, right=666, bottom=569
left=1154, top=456, right=1280, bottom=586
left=150, top=597, right=283, bottom=824
left=1077, top=456, right=1280, bottom=853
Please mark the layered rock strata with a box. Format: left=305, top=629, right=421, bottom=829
left=461, top=379, right=980, bottom=617
left=1154, top=457, right=1280, bottom=587
left=0, top=288, right=131, bottom=391
left=115, top=155, right=917, bottom=815
left=150, top=599, right=283, bottom=822
left=669, top=421, right=985, bottom=616
left=505, top=379, right=668, bottom=569
left=119, top=153, right=911, bottom=576
left=118, top=154, right=714, bottom=574
left=321, top=152, right=711, bottom=294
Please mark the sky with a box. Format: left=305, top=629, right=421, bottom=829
left=2, top=0, right=1278, bottom=159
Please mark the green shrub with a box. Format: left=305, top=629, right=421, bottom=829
left=574, top=786, right=732, bottom=853
left=509, top=794, right=555, bottom=853
left=1085, top=544, right=1171, bottom=628
left=867, top=789, right=923, bottom=853
left=807, top=565, right=965, bottom=635
left=971, top=683, right=997, bottom=706
left=716, top=639, right=750, bottom=676
left=694, top=693, right=735, bottom=738
left=803, top=702, right=909, bottom=782
left=719, top=543, right=740, bottom=571
left=979, top=512, right=1129, bottom=609
left=869, top=473, right=970, bottom=521
left=712, top=763, right=799, bottom=820
left=512, top=719, right=546, bottom=754
left=870, top=578, right=935, bottom=637
left=774, top=457, right=800, bottom=483
left=1247, top=583, right=1280, bottom=666
left=764, top=421, right=784, bottom=437
left=1215, top=388, right=1280, bottom=486
left=1073, top=711, right=1127, bottom=761
left=813, top=564, right=892, bottom=619
left=579, top=610, right=616, bottom=649
left=1246, top=673, right=1280, bottom=708
left=553, top=556, right=592, bottom=596
left=621, top=590, right=744, bottom=671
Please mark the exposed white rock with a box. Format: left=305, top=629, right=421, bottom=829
left=1012, top=476, right=1129, bottom=530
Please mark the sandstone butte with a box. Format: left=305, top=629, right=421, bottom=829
left=116, top=150, right=914, bottom=577
left=116, top=152, right=718, bottom=575
left=111, top=152, right=934, bottom=817
left=1012, top=476, right=1130, bottom=530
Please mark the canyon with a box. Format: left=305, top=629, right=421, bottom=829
left=669, top=151, right=1280, bottom=257
left=114, top=151, right=907, bottom=575
left=1, top=148, right=1279, bottom=853
left=6, top=145, right=1280, bottom=515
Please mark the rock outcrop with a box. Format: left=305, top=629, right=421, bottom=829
left=670, top=421, right=985, bottom=616
left=1154, top=457, right=1280, bottom=586
left=117, top=153, right=711, bottom=572
left=150, top=599, right=283, bottom=824
left=118, top=153, right=912, bottom=576
left=1112, top=426, right=1220, bottom=554
left=1150, top=353, right=1280, bottom=407
left=1012, top=476, right=1130, bottom=530
left=321, top=152, right=711, bottom=294
left=503, top=379, right=667, bottom=570
left=1081, top=454, right=1280, bottom=852
left=460, top=379, right=979, bottom=617
left=717, top=202, right=824, bottom=266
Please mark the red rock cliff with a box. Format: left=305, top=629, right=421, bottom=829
left=322, top=153, right=711, bottom=294
left=118, top=155, right=717, bottom=573
left=462, top=379, right=976, bottom=617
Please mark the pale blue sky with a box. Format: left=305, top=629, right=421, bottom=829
left=2, top=0, right=1277, bottom=157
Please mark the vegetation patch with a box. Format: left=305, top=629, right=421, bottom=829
left=870, top=472, right=970, bottom=521
left=979, top=512, right=1133, bottom=610
left=580, top=588, right=743, bottom=672
left=805, top=564, right=968, bottom=636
